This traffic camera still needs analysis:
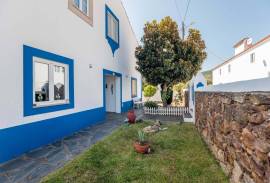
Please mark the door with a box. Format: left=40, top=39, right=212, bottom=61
left=105, top=76, right=116, bottom=112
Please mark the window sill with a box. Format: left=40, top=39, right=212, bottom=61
left=33, top=101, right=70, bottom=109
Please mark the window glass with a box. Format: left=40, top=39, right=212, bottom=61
left=108, top=13, right=113, bottom=38
left=34, top=62, right=49, bottom=102
left=107, top=12, right=118, bottom=43
left=54, top=66, right=65, bottom=100
left=33, top=58, right=69, bottom=107
left=228, top=64, right=231, bottom=73
left=250, top=53, right=255, bottom=63
left=113, top=18, right=119, bottom=42
left=132, top=79, right=137, bottom=97
left=73, top=0, right=80, bottom=8
left=82, top=0, right=88, bottom=15
left=263, top=60, right=267, bottom=67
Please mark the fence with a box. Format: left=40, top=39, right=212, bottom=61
left=144, top=107, right=189, bottom=116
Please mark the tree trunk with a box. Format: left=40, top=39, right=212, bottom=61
left=160, top=84, right=173, bottom=107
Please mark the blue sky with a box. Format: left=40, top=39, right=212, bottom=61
left=122, top=0, right=270, bottom=71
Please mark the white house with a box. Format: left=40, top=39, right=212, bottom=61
left=0, top=0, right=142, bottom=163
left=212, top=35, right=270, bottom=85
left=188, top=73, right=207, bottom=121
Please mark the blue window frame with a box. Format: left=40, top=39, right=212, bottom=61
left=105, top=5, right=120, bottom=55
left=131, top=77, right=137, bottom=98
left=23, top=45, right=74, bottom=116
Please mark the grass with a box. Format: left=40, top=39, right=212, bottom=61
left=41, top=122, right=228, bottom=183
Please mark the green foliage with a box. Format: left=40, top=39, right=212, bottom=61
left=135, top=16, right=207, bottom=105
left=137, top=130, right=146, bottom=145
left=143, top=85, right=157, bottom=98
left=144, top=101, right=158, bottom=109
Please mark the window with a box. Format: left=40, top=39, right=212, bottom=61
left=105, top=5, right=120, bottom=55
left=107, top=12, right=119, bottom=43
left=23, top=45, right=74, bottom=116
left=263, top=60, right=267, bottom=67
left=219, top=69, right=222, bottom=75
left=131, top=78, right=137, bottom=98
left=73, top=0, right=80, bottom=8
left=228, top=64, right=231, bottom=73
left=250, top=53, right=255, bottom=63
left=72, top=0, right=89, bottom=15
left=33, top=58, right=69, bottom=107
left=68, top=0, right=93, bottom=26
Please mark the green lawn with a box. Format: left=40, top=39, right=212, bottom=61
left=41, top=122, right=228, bottom=183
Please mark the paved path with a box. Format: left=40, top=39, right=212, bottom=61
left=0, top=113, right=127, bottom=183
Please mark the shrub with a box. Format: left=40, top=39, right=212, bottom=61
left=144, top=101, right=158, bottom=109
left=143, top=85, right=157, bottom=98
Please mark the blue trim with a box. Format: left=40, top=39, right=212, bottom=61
left=131, top=77, right=138, bottom=98
left=192, top=84, right=195, bottom=105
left=105, top=5, right=120, bottom=56
left=122, top=100, right=133, bottom=113
left=0, top=107, right=105, bottom=163
left=23, top=45, right=75, bottom=116
left=103, top=69, right=122, bottom=113
left=196, top=82, right=204, bottom=89
left=141, top=78, right=143, bottom=100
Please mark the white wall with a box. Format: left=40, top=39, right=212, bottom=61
left=213, top=40, right=270, bottom=85
left=188, top=73, right=207, bottom=119
left=202, top=77, right=270, bottom=92
left=0, top=0, right=141, bottom=129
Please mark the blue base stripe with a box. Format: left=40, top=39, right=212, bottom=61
left=122, top=100, right=133, bottom=113
left=0, top=107, right=105, bottom=163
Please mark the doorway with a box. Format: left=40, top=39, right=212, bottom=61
left=104, top=72, right=121, bottom=113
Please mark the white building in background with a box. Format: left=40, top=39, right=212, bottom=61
left=188, top=73, right=207, bottom=122
left=0, top=0, right=142, bottom=163
left=212, top=35, right=270, bottom=85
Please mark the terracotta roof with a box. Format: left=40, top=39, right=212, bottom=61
left=233, top=37, right=249, bottom=48
left=211, top=34, right=270, bottom=71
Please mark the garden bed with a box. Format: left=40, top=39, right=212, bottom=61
left=42, top=122, right=228, bottom=183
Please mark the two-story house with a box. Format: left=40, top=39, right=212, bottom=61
left=212, top=35, right=270, bottom=85
left=0, top=0, right=142, bottom=163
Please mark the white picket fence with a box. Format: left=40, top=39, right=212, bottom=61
left=144, top=107, right=189, bottom=116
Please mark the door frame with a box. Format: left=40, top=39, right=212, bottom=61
left=103, top=69, right=122, bottom=113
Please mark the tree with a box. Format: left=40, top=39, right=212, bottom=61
left=135, top=16, right=207, bottom=106
left=143, top=85, right=157, bottom=101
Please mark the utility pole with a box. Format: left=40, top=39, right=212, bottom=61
left=181, top=21, right=185, bottom=40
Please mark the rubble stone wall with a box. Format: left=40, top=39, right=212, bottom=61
left=195, top=92, right=270, bottom=183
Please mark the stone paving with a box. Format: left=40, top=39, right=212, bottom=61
left=0, top=112, right=127, bottom=183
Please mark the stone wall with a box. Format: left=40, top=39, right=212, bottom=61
left=195, top=92, right=270, bottom=183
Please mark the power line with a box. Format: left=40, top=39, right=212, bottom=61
left=174, top=0, right=182, bottom=20
left=206, top=48, right=226, bottom=62
left=174, top=0, right=193, bottom=39
left=183, top=0, right=191, bottom=22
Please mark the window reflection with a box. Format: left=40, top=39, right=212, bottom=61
left=34, top=62, right=49, bottom=102
left=54, top=66, right=65, bottom=100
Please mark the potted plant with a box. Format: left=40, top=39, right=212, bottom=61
left=133, top=130, right=150, bottom=154
left=127, top=110, right=136, bottom=124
